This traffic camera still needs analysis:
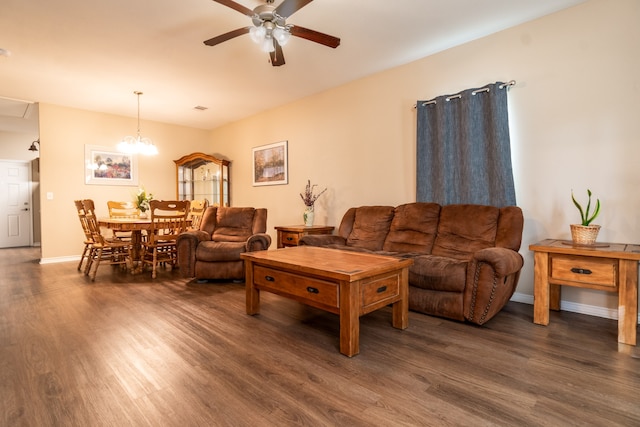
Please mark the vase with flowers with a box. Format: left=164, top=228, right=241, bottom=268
left=300, top=179, right=327, bottom=227
left=134, top=187, right=153, bottom=218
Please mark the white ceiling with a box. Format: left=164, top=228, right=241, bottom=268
left=0, top=0, right=587, bottom=133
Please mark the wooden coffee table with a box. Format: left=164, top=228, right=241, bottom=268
left=241, top=246, right=413, bottom=357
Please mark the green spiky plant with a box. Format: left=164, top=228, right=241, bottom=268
left=571, top=189, right=601, bottom=226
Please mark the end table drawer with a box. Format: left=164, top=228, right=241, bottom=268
left=280, top=232, right=300, bottom=246
left=253, top=265, right=338, bottom=308
left=550, top=254, right=617, bottom=288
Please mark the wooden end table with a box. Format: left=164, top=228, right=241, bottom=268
left=241, top=246, right=413, bottom=357
left=274, top=225, right=334, bottom=248
left=529, top=238, right=640, bottom=346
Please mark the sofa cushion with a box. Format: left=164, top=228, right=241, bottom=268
left=431, top=204, right=499, bottom=260
left=409, top=255, right=467, bottom=293
left=346, top=206, right=395, bottom=251
left=383, top=202, right=440, bottom=254
left=196, top=241, right=246, bottom=262
left=212, top=207, right=255, bottom=242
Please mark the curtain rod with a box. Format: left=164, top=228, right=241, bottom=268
left=413, top=80, right=516, bottom=109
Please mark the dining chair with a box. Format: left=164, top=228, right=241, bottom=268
left=107, top=200, right=140, bottom=240
left=83, top=199, right=133, bottom=281
left=74, top=200, right=94, bottom=273
left=188, top=199, right=209, bottom=230
left=140, top=200, right=190, bottom=278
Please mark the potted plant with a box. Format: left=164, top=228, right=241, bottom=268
left=570, top=189, right=601, bottom=245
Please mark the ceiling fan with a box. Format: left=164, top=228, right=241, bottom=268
left=204, top=0, right=340, bottom=66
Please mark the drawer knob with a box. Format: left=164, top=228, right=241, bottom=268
left=265, top=275, right=275, bottom=281
left=377, top=285, right=388, bottom=293
left=306, top=286, right=319, bottom=294
left=286, top=237, right=293, bottom=241
left=571, top=268, right=592, bottom=275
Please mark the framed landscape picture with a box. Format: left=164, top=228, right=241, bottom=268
left=252, top=140, right=288, bottom=186
left=84, top=144, right=138, bottom=186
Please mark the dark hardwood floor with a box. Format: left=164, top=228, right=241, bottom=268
left=1, top=247, right=639, bottom=426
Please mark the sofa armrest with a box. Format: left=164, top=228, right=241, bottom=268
left=176, top=230, right=211, bottom=278
left=464, top=247, right=524, bottom=325
left=298, top=235, right=347, bottom=247
left=471, top=247, right=523, bottom=277
left=246, top=233, right=272, bottom=252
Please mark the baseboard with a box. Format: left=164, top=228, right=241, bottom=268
left=511, top=292, right=640, bottom=323
left=39, top=255, right=80, bottom=265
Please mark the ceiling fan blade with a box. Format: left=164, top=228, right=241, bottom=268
left=270, top=42, right=286, bottom=66
left=274, top=0, right=314, bottom=19
left=290, top=25, right=340, bottom=48
left=203, top=27, right=251, bottom=46
left=212, top=0, right=256, bottom=18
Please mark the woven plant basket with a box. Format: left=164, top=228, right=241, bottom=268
left=570, top=224, right=601, bottom=245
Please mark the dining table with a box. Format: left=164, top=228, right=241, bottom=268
left=98, top=216, right=192, bottom=262
left=98, top=216, right=152, bottom=261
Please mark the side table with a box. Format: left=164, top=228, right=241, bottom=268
left=275, top=225, right=334, bottom=248
left=529, top=238, right=640, bottom=346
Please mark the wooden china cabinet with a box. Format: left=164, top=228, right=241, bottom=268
left=174, top=153, right=230, bottom=207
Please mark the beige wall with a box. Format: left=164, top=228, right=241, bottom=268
left=38, top=103, right=210, bottom=261
left=0, top=102, right=40, bottom=161
left=0, top=131, right=40, bottom=161
left=208, top=0, right=640, bottom=315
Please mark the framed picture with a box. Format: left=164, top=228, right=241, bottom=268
left=84, top=145, right=138, bottom=186
left=252, top=140, right=288, bottom=186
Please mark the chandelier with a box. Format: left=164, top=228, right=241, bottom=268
left=248, top=3, right=291, bottom=53
left=117, top=91, right=158, bottom=156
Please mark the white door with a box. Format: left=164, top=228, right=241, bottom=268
left=0, top=161, right=31, bottom=247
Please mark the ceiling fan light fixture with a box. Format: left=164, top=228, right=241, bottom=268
left=249, top=25, right=266, bottom=43
left=261, top=37, right=275, bottom=53
left=273, top=27, right=290, bottom=46
left=205, top=0, right=341, bottom=67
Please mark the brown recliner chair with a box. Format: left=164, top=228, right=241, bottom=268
left=176, top=206, right=271, bottom=281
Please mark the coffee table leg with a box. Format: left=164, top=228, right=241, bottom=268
left=392, top=268, right=409, bottom=329
left=245, top=260, right=260, bottom=315
left=339, top=280, right=359, bottom=357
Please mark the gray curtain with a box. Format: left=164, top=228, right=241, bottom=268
left=416, top=82, right=516, bottom=206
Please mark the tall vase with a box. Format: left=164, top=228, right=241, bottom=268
left=303, top=206, right=314, bottom=227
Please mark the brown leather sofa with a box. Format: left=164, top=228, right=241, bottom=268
left=177, top=206, right=271, bottom=281
left=299, top=203, right=524, bottom=325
